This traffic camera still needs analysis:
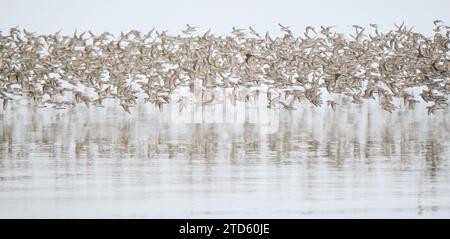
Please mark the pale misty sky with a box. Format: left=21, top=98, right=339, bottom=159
left=0, top=0, right=449, bottom=36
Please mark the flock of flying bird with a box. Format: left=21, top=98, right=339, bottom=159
left=0, top=21, right=449, bottom=115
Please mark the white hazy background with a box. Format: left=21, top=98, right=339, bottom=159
left=0, top=0, right=449, bottom=35
left=1, top=0, right=450, bottom=219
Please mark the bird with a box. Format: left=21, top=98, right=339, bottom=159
left=280, top=100, right=295, bottom=110
left=327, top=100, right=337, bottom=111
left=183, top=24, right=197, bottom=35
left=433, top=20, right=443, bottom=26
left=2, top=98, right=10, bottom=110
left=0, top=21, right=448, bottom=116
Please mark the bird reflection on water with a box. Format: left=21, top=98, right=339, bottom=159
left=0, top=100, right=449, bottom=218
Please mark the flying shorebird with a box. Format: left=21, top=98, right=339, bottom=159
left=327, top=100, right=337, bottom=111
left=433, top=20, right=443, bottom=26
left=183, top=24, right=197, bottom=35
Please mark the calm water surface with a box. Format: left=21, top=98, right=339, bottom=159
left=1, top=99, right=449, bottom=218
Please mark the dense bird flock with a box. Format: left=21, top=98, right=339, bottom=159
left=0, top=22, right=449, bottom=114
